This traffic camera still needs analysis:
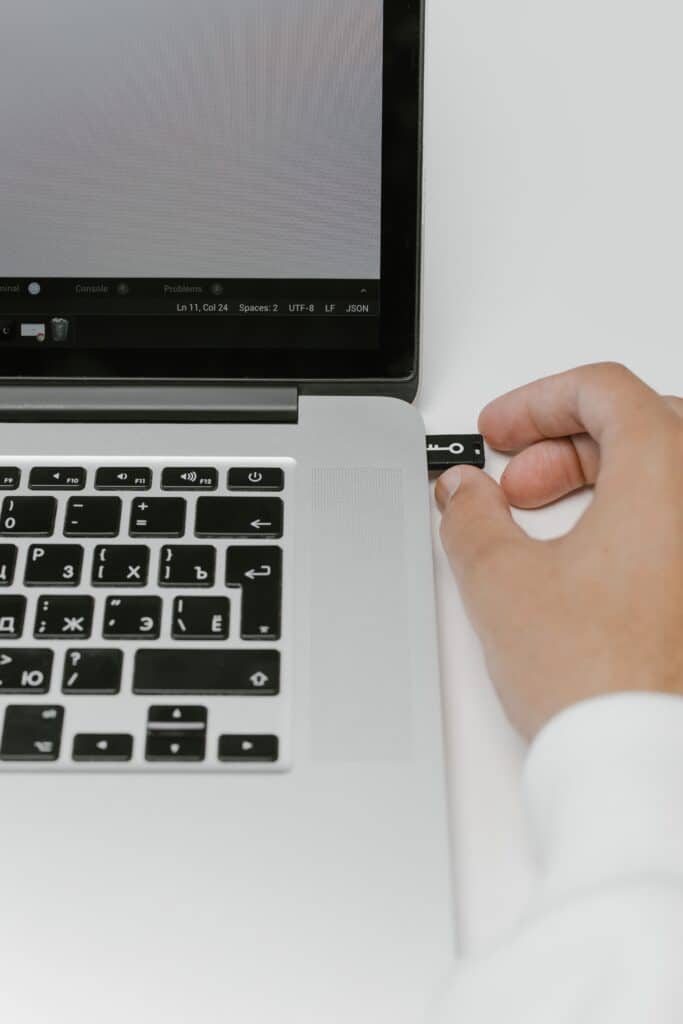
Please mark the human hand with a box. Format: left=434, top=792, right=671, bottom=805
left=436, top=363, right=683, bottom=740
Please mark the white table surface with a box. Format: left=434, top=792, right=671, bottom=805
left=417, top=0, right=683, bottom=952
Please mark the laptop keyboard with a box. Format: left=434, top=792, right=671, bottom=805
left=0, top=459, right=292, bottom=771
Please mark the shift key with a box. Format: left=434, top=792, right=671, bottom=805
left=133, top=650, right=280, bottom=695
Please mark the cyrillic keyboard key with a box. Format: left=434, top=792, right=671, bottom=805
left=159, top=545, right=215, bottom=587
left=0, top=596, right=26, bottom=638
left=228, top=468, right=284, bottom=492
left=35, top=596, right=93, bottom=639
left=129, top=498, right=186, bottom=538
left=133, top=650, right=280, bottom=695
left=161, top=467, right=217, bottom=491
left=0, top=650, right=52, bottom=694
left=95, top=467, right=152, bottom=491
left=73, top=734, right=133, bottom=762
left=0, top=545, right=17, bottom=586
left=103, top=597, right=162, bottom=640
left=218, top=734, right=279, bottom=763
left=0, top=705, right=63, bottom=761
left=62, top=649, right=123, bottom=694
left=24, top=544, right=83, bottom=586
left=0, top=468, right=20, bottom=491
left=172, top=597, right=229, bottom=640
left=0, top=497, right=56, bottom=536
left=92, top=545, right=150, bottom=586
left=64, top=497, right=122, bottom=537
left=29, top=467, right=86, bottom=490
left=195, top=497, right=283, bottom=539
left=226, top=546, right=282, bottom=640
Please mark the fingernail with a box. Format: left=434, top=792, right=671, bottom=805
left=439, top=467, right=463, bottom=505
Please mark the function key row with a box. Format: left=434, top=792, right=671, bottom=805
left=0, top=496, right=284, bottom=538
left=0, top=467, right=284, bottom=493
left=0, top=649, right=280, bottom=696
left=0, top=705, right=279, bottom=762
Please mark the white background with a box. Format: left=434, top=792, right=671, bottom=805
left=418, top=0, right=683, bottom=952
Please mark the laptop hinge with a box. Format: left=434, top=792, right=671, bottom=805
left=0, top=384, right=299, bottom=424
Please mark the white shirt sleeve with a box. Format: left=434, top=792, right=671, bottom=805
left=434, top=693, right=683, bottom=1024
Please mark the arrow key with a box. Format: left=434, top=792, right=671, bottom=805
left=145, top=734, right=205, bottom=762
left=73, top=734, right=133, bottom=762
left=218, top=734, right=279, bottom=763
left=147, top=705, right=207, bottom=730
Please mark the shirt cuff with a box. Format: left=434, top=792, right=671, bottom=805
left=523, top=692, right=683, bottom=901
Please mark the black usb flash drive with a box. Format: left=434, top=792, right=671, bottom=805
left=426, top=435, right=486, bottom=473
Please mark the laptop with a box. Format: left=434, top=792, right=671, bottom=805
left=0, top=2, right=454, bottom=1020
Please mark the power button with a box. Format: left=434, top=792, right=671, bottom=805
left=228, top=468, right=284, bottom=492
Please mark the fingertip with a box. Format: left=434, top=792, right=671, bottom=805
left=434, top=467, right=463, bottom=511
left=478, top=399, right=517, bottom=452
left=500, top=462, right=546, bottom=510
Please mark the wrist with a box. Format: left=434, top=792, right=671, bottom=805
left=523, top=692, right=683, bottom=902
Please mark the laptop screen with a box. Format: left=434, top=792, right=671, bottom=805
left=0, top=1, right=421, bottom=386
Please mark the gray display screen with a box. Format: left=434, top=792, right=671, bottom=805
left=0, top=0, right=383, bottom=281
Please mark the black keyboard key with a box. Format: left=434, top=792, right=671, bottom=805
left=130, top=498, right=186, bottom=538
left=147, top=705, right=207, bottom=730
left=218, top=734, right=279, bottom=763
left=0, top=596, right=26, bottom=639
left=0, top=545, right=17, bottom=586
left=228, top=468, right=284, bottom=492
left=226, top=546, right=282, bottom=641
left=133, top=650, right=279, bottom=695
left=103, top=597, right=161, bottom=639
left=73, top=734, right=133, bottom=762
left=29, top=467, right=86, bottom=491
left=146, top=705, right=207, bottom=761
left=24, top=544, right=83, bottom=586
left=95, top=467, right=152, bottom=491
left=35, top=596, right=93, bottom=639
left=195, top=498, right=283, bottom=539
left=159, top=545, right=215, bottom=587
left=161, top=467, right=218, bottom=491
left=145, top=734, right=205, bottom=762
left=0, top=705, right=63, bottom=761
left=62, top=649, right=123, bottom=694
left=172, top=597, right=229, bottom=640
left=0, top=497, right=56, bottom=536
left=0, top=650, right=52, bottom=694
left=0, top=468, right=20, bottom=491
left=92, top=545, right=150, bottom=586
left=64, top=497, right=122, bottom=537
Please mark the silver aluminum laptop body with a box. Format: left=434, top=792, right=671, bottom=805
left=0, top=2, right=455, bottom=1020
left=0, top=399, right=454, bottom=1023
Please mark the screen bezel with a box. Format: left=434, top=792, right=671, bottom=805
left=0, top=0, right=424, bottom=395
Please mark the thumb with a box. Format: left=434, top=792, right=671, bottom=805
left=436, top=466, right=534, bottom=605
